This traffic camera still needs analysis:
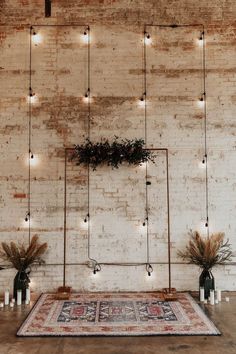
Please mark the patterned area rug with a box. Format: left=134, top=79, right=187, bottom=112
left=17, top=292, right=220, bottom=336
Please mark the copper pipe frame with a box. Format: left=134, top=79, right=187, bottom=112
left=63, top=147, right=171, bottom=291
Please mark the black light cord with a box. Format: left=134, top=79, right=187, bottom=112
left=143, top=26, right=151, bottom=273
left=142, top=24, right=209, bottom=278
left=27, top=26, right=33, bottom=244
left=85, top=27, right=100, bottom=272
left=202, top=27, right=209, bottom=235
left=87, top=26, right=91, bottom=261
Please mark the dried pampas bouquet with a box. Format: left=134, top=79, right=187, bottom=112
left=178, top=231, right=232, bottom=270
left=0, top=235, right=47, bottom=300
left=0, top=235, right=47, bottom=271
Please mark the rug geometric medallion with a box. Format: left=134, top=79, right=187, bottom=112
left=17, top=292, right=220, bottom=336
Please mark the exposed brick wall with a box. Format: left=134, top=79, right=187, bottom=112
left=0, top=1, right=236, bottom=293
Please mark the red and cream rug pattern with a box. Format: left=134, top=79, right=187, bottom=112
left=17, top=292, right=220, bottom=336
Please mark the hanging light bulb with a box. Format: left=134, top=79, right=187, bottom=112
left=81, top=26, right=90, bottom=44
left=30, top=150, right=34, bottom=159
left=200, top=92, right=206, bottom=102
left=28, top=87, right=37, bottom=103
left=83, top=88, right=90, bottom=103
left=84, top=213, right=89, bottom=223
left=199, top=31, right=204, bottom=41
left=142, top=216, right=148, bottom=227
left=93, top=263, right=101, bottom=275
left=146, top=264, right=153, bottom=276
left=202, top=154, right=207, bottom=164
left=198, top=92, right=205, bottom=108
left=138, top=92, right=146, bottom=107
left=31, top=28, right=42, bottom=45
left=29, top=87, right=34, bottom=98
left=198, top=154, right=207, bottom=169
left=24, top=212, right=30, bottom=222
left=198, top=31, right=204, bottom=46
left=25, top=152, right=39, bottom=167
left=144, top=31, right=152, bottom=45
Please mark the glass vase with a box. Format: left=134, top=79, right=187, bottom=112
left=199, top=268, right=215, bottom=299
left=13, top=270, right=30, bottom=301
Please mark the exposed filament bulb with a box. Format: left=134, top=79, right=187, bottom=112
left=146, top=264, right=153, bottom=276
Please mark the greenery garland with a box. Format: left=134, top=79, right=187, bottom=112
left=71, top=137, right=155, bottom=170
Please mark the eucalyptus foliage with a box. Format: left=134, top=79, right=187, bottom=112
left=71, top=137, right=155, bottom=170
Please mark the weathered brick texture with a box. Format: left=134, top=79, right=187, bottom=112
left=0, top=1, right=236, bottom=293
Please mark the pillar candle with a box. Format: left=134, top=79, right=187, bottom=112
left=217, top=289, right=221, bottom=302
left=200, top=287, right=205, bottom=302
left=0, top=302, right=4, bottom=308
left=17, top=290, right=22, bottom=306
left=210, top=290, right=215, bottom=305
left=26, top=288, right=31, bottom=302
left=4, top=289, right=9, bottom=305
left=9, top=302, right=14, bottom=308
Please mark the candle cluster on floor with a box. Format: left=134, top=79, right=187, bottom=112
left=0, top=288, right=31, bottom=309
left=199, top=288, right=230, bottom=305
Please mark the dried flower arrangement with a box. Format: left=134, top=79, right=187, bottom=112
left=70, top=137, right=155, bottom=170
left=178, top=231, right=232, bottom=270
left=0, top=235, right=47, bottom=271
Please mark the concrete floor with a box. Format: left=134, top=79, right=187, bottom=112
left=0, top=293, right=235, bottom=354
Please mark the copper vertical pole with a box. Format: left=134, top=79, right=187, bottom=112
left=166, top=149, right=171, bottom=291
left=145, top=148, right=172, bottom=291
left=63, top=149, right=67, bottom=287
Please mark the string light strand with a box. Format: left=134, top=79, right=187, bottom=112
left=85, top=26, right=101, bottom=273
left=27, top=26, right=33, bottom=243
left=143, top=26, right=152, bottom=275
left=201, top=27, right=209, bottom=235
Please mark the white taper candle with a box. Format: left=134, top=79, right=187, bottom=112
left=210, top=290, right=215, bottom=305
left=4, top=289, right=9, bottom=305
left=200, top=287, right=205, bottom=302
left=26, top=288, right=31, bottom=302
left=17, top=290, right=22, bottom=306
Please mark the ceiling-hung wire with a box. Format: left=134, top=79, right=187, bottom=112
left=201, top=27, right=209, bottom=236
left=85, top=27, right=101, bottom=273
left=143, top=26, right=153, bottom=276
left=27, top=26, right=33, bottom=244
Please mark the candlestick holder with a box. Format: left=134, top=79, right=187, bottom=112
left=162, top=288, right=178, bottom=301
left=55, top=286, right=72, bottom=300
